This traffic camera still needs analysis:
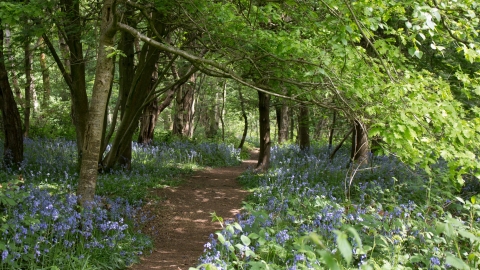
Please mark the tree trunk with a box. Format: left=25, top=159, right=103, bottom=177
left=23, top=39, right=32, bottom=137
left=77, top=0, right=117, bottom=206
left=57, top=29, right=70, bottom=101
left=138, top=67, right=160, bottom=145
left=4, top=27, right=22, bottom=102
left=206, top=92, right=219, bottom=138
left=173, top=71, right=196, bottom=138
left=350, top=119, right=369, bottom=165
left=275, top=100, right=289, bottom=144
left=256, top=91, right=270, bottom=172
left=237, top=89, right=248, bottom=150
left=220, top=81, right=226, bottom=142
left=39, top=39, right=51, bottom=108
left=0, top=22, right=23, bottom=167
left=314, top=117, right=325, bottom=140
left=328, top=111, right=337, bottom=150
left=115, top=20, right=136, bottom=167
left=289, top=107, right=294, bottom=141
left=102, top=42, right=161, bottom=170
left=60, top=0, right=90, bottom=161
left=298, top=104, right=310, bottom=150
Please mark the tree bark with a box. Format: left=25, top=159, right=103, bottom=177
left=0, top=22, right=23, bottom=167
left=173, top=69, right=196, bottom=138
left=289, top=107, right=294, bottom=141
left=237, top=89, right=248, bottom=150
left=57, top=29, right=70, bottom=101
left=328, top=111, right=337, bottom=150
left=38, top=38, right=51, bottom=108
left=102, top=42, right=161, bottom=170
left=275, top=100, right=289, bottom=144
left=298, top=104, right=310, bottom=150
left=138, top=66, right=160, bottom=145
left=220, top=81, right=226, bottom=142
left=206, top=92, right=219, bottom=138
left=256, top=90, right=270, bottom=172
left=77, top=0, right=117, bottom=206
left=60, top=0, right=89, bottom=161
left=23, top=38, right=34, bottom=137
left=4, top=27, right=22, bottom=102
left=350, top=119, right=369, bottom=165
left=115, top=19, right=136, bottom=167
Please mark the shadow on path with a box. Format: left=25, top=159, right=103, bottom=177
left=129, top=150, right=258, bottom=269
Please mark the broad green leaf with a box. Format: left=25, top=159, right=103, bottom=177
left=334, top=230, right=352, bottom=265
left=458, top=230, right=479, bottom=242
left=319, top=250, right=341, bottom=270
left=347, top=227, right=364, bottom=252
left=445, top=254, right=470, bottom=269
left=216, top=233, right=225, bottom=244
left=241, top=235, right=251, bottom=246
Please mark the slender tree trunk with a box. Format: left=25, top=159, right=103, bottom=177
left=4, top=27, right=22, bottom=102
left=0, top=22, right=23, bottom=167
left=77, top=0, right=117, bottom=206
left=173, top=71, right=196, bottom=138
left=298, top=104, right=310, bottom=150
left=38, top=38, right=51, bottom=108
left=102, top=42, right=161, bottom=170
left=256, top=91, right=270, bottom=172
left=220, top=81, right=226, bottom=142
left=206, top=92, right=219, bottom=138
left=115, top=20, right=135, bottom=167
left=60, top=0, right=89, bottom=161
left=328, top=111, right=337, bottom=150
left=289, top=107, right=294, bottom=141
left=314, top=117, right=325, bottom=140
left=329, top=127, right=353, bottom=160
left=275, top=98, right=289, bottom=144
left=237, top=89, right=248, bottom=150
left=350, top=119, right=369, bottom=165
left=23, top=38, right=34, bottom=137
left=57, top=30, right=70, bottom=101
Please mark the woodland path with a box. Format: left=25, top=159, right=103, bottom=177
left=129, top=150, right=258, bottom=269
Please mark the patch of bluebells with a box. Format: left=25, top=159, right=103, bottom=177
left=0, top=138, right=241, bottom=269
left=0, top=185, right=151, bottom=269
left=196, top=144, right=477, bottom=269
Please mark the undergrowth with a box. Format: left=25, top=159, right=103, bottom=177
left=0, top=138, right=241, bottom=269
left=193, top=144, right=480, bottom=270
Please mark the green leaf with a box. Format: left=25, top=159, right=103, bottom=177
left=334, top=230, right=352, bottom=265
left=241, top=235, right=251, bottom=246
left=319, top=250, right=341, bottom=270
left=458, top=230, right=479, bottom=242
left=216, top=233, right=225, bottom=244
left=347, top=227, right=364, bottom=252
left=2, top=197, right=16, bottom=206
left=445, top=253, right=470, bottom=269
left=233, top=222, right=243, bottom=232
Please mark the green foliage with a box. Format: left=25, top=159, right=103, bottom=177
left=29, top=101, right=76, bottom=140
left=195, top=145, right=480, bottom=269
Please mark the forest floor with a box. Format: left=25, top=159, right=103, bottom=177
left=129, top=150, right=258, bottom=269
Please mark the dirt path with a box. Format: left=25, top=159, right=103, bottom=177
left=129, top=151, right=258, bottom=269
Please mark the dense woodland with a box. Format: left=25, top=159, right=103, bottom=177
left=0, top=0, right=479, bottom=269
